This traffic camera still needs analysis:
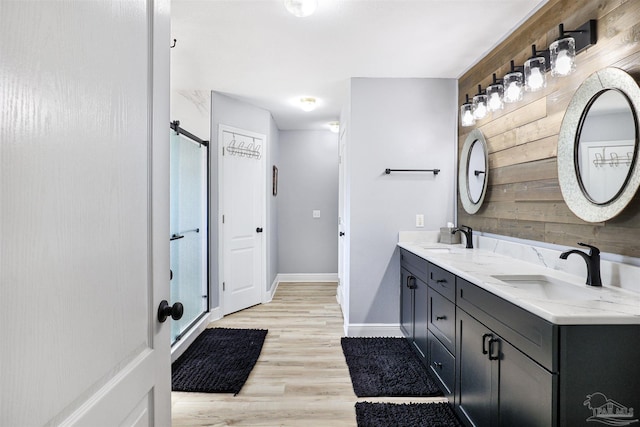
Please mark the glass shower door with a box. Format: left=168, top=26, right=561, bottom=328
left=170, top=129, right=208, bottom=345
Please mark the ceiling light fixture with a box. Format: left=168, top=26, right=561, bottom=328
left=487, top=74, right=504, bottom=113
left=328, top=121, right=340, bottom=133
left=525, top=45, right=548, bottom=92
left=299, top=97, right=317, bottom=112
left=472, top=85, right=488, bottom=120
left=460, top=94, right=475, bottom=127
left=284, top=0, right=318, bottom=18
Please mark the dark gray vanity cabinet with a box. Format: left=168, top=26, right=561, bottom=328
left=456, top=308, right=556, bottom=427
left=456, top=277, right=557, bottom=427
left=399, top=249, right=429, bottom=359
left=399, top=249, right=640, bottom=426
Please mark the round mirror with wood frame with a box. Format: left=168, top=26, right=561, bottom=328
left=459, top=129, right=489, bottom=214
left=558, top=67, right=640, bottom=222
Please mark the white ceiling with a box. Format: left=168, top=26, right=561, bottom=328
left=171, top=0, right=548, bottom=131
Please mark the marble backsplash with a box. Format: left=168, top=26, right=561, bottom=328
left=399, top=230, right=640, bottom=295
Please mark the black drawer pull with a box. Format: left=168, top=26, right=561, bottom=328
left=436, top=315, right=447, bottom=321
left=433, top=361, right=443, bottom=369
left=482, top=333, right=493, bottom=355
left=488, top=338, right=500, bottom=360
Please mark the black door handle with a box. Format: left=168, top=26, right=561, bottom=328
left=482, top=333, right=493, bottom=355
left=488, top=338, right=500, bottom=360
left=339, top=231, right=345, bottom=236
left=157, top=300, right=184, bottom=323
left=256, top=227, right=263, bottom=233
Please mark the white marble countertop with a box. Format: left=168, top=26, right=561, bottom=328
left=398, top=241, right=640, bottom=325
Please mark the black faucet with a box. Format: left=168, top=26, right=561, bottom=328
left=559, top=243, right=602, bottom=287
left=451, top=225, right=473, bottom=249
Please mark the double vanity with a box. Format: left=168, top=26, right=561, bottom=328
left=398, top=236, right=640, bottom=427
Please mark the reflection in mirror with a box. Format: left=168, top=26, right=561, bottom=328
left=459, top=129, right=488, bottom=214
left=467, top=140, right=486, bottom=203
left=577, top=89, right=636, bottom=204
left=557, top=67, right=640, bottom=222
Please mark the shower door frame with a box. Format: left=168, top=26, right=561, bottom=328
left=169, top=120, right=210, bottom=345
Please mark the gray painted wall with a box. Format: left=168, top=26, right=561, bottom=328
left=268, top=115, right=280, bottom=287
left=346, top=78, right=457, bottom=326
left=278, top=131, right=339, bottom=274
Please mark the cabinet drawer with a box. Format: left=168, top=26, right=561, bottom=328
left=400, top=249, right=429, bottom=284
left=457, top=278, right=557, bottom=372
left=429, top=290, right=455, bottom=354
left=428, top=331, right=455, bottom=396
left=428, top=262, right=455, bottom=301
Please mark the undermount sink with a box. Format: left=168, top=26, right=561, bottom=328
left=419, top=246, right=452, bottom=253
left=491, top=274, right=598, bottom=300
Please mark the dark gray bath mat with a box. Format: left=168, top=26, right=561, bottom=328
left=172, top=327, right=267, bottom=394
left=355, top=402, right=462, bottom=427
left=341, top=337, right=442, bottom=397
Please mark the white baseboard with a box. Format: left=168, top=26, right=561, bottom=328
left=346, top=323, right=403, bottom=337
left=264, top=275, right=280, bottom=303
left=277, top=273, right=338, bottom=283
left=170, top=308, right=221, bottom=363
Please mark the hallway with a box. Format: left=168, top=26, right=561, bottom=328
left=171, top=282, right=445, bottom=426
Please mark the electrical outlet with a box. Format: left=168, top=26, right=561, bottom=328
left=416, top=214, right=424, bottom=228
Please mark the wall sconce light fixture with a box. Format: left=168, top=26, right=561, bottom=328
left=460, top=94, right=475, bottom=127
left=550, top=21, right=597, bottom=77
left=503, top=60, right=524, bottom=103
left=487, top=74, right=504, bottom=112
left=525, top=44, right=548, bottom=92
left=459, top=20, right=596, bottom=128
left=473, top=85, right=489, bottom=120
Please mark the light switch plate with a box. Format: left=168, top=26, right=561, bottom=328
left=313, top=210, right=321, bottom=218
left=416, top=214, right=424, bottom=228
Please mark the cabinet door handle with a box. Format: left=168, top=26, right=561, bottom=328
left=482, top=333, right=493, bottom=355
left=435, top=315, right=446, bottom=321
left=488, top=337, right=500, bottom=360
left=433, top=361, right=443, bottom=369
left=408, top=276, right=417, bottom=289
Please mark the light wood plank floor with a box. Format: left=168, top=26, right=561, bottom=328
left=171, top=282, right=446, bottom=426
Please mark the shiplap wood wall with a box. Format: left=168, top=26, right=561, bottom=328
left=458, top=0, right=640, bottom=257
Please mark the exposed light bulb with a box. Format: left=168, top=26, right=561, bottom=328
left=527, top=68, right=545, bottom=90
left=460, top=105, right=475, bottom=127
left=284, top=0, right=317, bottom=17
left=488, top=93, right=501, bottom=111
left=504, top=81, right=522, bottom=103
left=473, top=95, right=489, bottom=120
left=554, top=50, right=573, bottom=76
left=473, top=100, right=488, bottom=120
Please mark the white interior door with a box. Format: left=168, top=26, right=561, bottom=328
left=338, top=126, right=346, bottom=308
left=0, top=1, right=171, bottom=426
left=337, top=124, right=350, bottom=326
left=220, top=126, right=265, bottom=315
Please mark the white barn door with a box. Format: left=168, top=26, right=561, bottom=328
left=0, top=1, right=171, bottom=426
left=219, top=126, right=266, bottom=315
